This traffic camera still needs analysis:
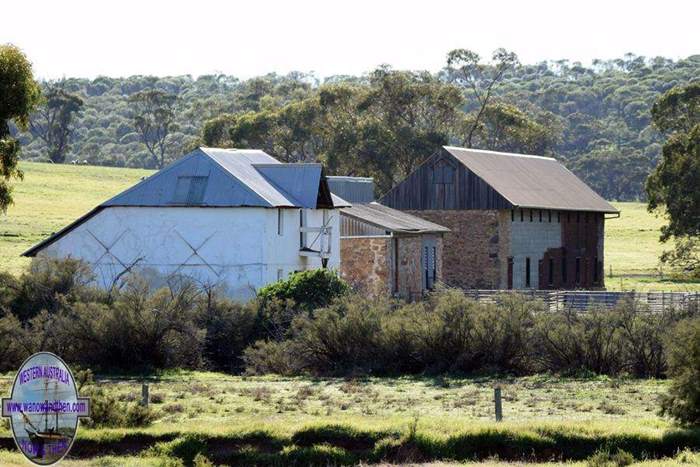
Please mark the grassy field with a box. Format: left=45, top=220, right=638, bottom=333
left=0, top=372, right=697, bottom=465
left=1, top=161, right=699, bottom=291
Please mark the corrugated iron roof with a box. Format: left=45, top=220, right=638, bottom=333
left=327, top=176, right=375, bottom=204
left=341, top=202, right=449, bottom=234
left=443, top=147, right=619, bottom=213
left=23, top=147, right=346, bottom=257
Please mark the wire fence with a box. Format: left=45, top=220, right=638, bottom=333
left=461, top=289, right=700, bottom=312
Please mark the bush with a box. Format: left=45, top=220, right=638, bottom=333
left=660, top=316, right=700, bottom=425
left=257, top=269, right=349, bottom=312
left=198, top=293, right=258, bottom=372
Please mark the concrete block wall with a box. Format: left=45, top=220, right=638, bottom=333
left=508, top=209, right=562, bottom=289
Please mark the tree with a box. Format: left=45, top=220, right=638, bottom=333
left=446, top=48, right=519, bottom=147
left=0, top=44, right=40, bottom=212
left=129, top=90, right=178, bottom=169
left=646, top=83, right=700, bottom=276
left=29, top=81, right=84, bottom=163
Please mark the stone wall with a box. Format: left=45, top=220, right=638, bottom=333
left=396, top=236, right=423, bottom=299
left=340, top=236, right=391, bottom=296
left=407, top=210, right=501, bottom=289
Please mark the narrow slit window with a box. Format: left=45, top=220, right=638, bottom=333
left=548, top=211, right=552, bottom=222
left=525, top=257, right=531, bottom=288
left=539, top=210, right=542, bottom=222
left=548, top=258, right=554, bottom=286
left=520, top=210, right=524, bottom=222
left=529, top=210, right=533, bottom=222
left=277, top=209, right=284, bottom=236
left=575, top=257, right=581, bottom=285
left=593, top=257, right=599, bottom=284
left=561, top=254, right=568, bottom=284
left=511, top=209, right=515, bottom=222
left=432, top=246, right=437, bottom=282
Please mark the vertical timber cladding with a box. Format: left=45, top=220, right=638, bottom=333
left=555, top=211, right=605, bottom=289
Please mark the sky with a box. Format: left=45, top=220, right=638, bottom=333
left=2, top=0, right=698, bottom=80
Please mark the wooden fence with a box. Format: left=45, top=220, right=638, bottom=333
left=461, top=289, right=700, bottom=312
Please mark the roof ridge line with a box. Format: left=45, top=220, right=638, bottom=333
left=443, top=146, right=556, bottom=161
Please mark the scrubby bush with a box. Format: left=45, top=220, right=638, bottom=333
left=198, top=292, right=258, bottom=372
left=660, top=316, right=700, bottom=425
left=257, top=269, right=349, bottom=312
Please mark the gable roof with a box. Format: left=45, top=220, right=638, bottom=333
left=442, top=147, right=618, bottom=213
left=23, top=148, right=348, bottom=257
left=104, top=147, right=343, bottom=209
left=341, top=202, right=449, bottom=234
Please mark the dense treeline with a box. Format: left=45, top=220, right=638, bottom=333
left=0, top=258, right=697, bottom=380
left=12, top=54, right=700, bottom=200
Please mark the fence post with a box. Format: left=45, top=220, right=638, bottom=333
left=141, top=383, right=149, bottom=407
left=494, top=386, right=503, bottom=422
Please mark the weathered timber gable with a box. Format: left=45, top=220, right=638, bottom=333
left=379, top=149, right=512, bottom=210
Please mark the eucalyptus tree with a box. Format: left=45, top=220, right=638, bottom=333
left=0, top=44, right=40, bottom=211
left=129, top=89, right=179, bottom=169
left=446, top=48, right=519, bottom=147
left=29, top=81, right=84, bottom=163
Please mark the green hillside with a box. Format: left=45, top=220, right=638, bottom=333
left=1, top=162, right=698, bottom=291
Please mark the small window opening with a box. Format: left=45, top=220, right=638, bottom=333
left=593, top=257, right=599, bottom=284
left=561, top=253, right=568, bottom=284
left=277, top=209, right=284, bottom=236
left=548, top=258, right=554, bottom=286
left=548, top=211, right=552, bottom=222
left=511, top=209, right=515, bottom=222
left=539, top=210, right=542, bottom=222
left=432, top=246, right=437, bottom=283
left=575, top=257, right=581, bottom=285
left=525, top=257, right=531, bottom=288
left=520, top=209, right=524, bottom=222
left=529, top=210, right=533, bottom=222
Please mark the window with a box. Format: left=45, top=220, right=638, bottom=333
left=548, top=258, right=554, bottom=286
left=433, top=159, right=456, bottom=208
left=424, top=246, right=430, bottom=290
left=172, top=176, right=208, bottom=205
left=539, top=210, right=542, bottom=222
left=299, top=210, right=306, bottom=248
left=548, top=211, right=552, bottom=222
left=520, top=209, right=524, bottom=222
left=567, top=212, right=571, bottom=223
left=277, top=269, right=284, bottom=281
left=593, top=257, right=599, bottom=284
left=277, top=209, right=284, bottom=236
left=432, top=246, right=437, bottom=283
left=525, top=257, right=531, bottom=288
left=575, top=257, right=581, bottom=285
left=561, top=254, right=567, bottom=284
left=576, top=212, right=581, bottom=223
left=511, top=209, right=515, bottom=222
left=557, top=212, right=561, bottom=223
left=529, top=210, right=533, bottom=222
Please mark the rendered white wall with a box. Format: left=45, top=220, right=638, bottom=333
left=40, top=206, right=341, bottom=300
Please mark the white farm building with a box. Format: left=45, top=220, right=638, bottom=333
left=23, top=148, right=348, bottom=300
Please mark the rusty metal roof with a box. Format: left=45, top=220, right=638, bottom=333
left=443, top=147, right=619, bottom=213
left=341, top=202, right=449, bottom=234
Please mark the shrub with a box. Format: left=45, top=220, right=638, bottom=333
left=0, top=313, right=29, bottom=371
left=198, top=293, right=257, bottom=372
left=257, top=269, right=349, bottom=312
left=242, top=339, right=297, bottom=375
left=532, top=307, right=625, bottom=375
left=10, top=257, right=101, bottom=321
left=660, top=316, right=700, bottom=425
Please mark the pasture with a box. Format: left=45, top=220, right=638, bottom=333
left=1, top=161, right=699, bottom=291
left=0, top=372, right=698, bottom=465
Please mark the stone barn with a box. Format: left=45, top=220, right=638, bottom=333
left=380, top=147, right=619, bottom=290
left=328, top=176, right=449, bottom=300
left=23, top=147, right=349, bottom=300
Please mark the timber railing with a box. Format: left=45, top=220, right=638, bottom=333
left=461, top=289, right=700, bottom=312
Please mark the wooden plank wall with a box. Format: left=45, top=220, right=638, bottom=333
left=380, top=149, right=512, bottom=210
